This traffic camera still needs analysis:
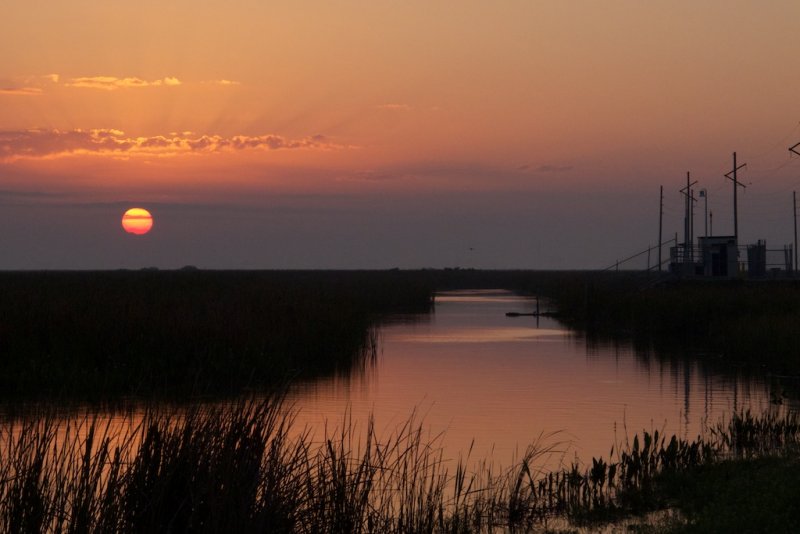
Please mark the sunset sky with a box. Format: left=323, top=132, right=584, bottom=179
left=2, top=1, right=800, bottom=269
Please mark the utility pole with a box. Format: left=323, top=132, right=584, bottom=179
left=791, top=144, right=800, bottom=275
left=794, top=191, right=798, bottom=275
left=658, top=185, right=663, bottom=271
left=689, top=185, right=696, bottom=261
left=725, top=152, right=747, bottom=246
left=680, top=172, right=698, bottom=268
left=710, top=211, right=713, bottom=236
left=698, top=188, right=708, bottom=275
left=699, top=189, right=708, bottom=238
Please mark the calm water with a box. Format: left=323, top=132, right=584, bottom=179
left=288, top=289, right=771, bottom=469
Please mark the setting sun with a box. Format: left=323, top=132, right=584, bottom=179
left=121, top=208, right=153, bottom=235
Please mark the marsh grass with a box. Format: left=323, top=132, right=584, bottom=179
left=0, top=397, right=551, bottom=533
left=0, top=270, right=433, bottom=401
left=650, top=455, right=800, bottom=533
left=533, top=273, right=800, bottom=376
left=3, top=268, right=800, bottom=530
left=0, top=396, right=797, bottom=533
left=7, top=268, right=797, bottom=401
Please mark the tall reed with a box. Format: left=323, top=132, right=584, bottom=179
left=1, top=397, right=797, bottom=533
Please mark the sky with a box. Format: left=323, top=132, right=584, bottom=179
left=2, top=0, right=800, bottom=270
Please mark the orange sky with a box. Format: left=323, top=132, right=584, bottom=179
left=2, top=1, right=800, bottom=268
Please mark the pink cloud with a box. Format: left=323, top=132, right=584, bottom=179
left=0, top=129, right=349, bottom=161
left=1, top=74, right=240, bottom=94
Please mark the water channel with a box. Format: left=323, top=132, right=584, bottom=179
left=288, top=289, right=771, bottom=470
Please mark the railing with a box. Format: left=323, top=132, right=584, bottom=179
left=605, top=240, right=795, bottom=277
left=747, top=244, right=793, bottom=276
left=602, top=238, right=678, bottom=271
left=669, top=244, right=703, bottom=265
left=669, top=243, right=795, bottom=277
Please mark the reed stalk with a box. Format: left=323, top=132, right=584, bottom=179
left=0, top=397, right=796, bottom=533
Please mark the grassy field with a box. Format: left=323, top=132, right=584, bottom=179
left=641, top=455, right=800, bottom=533
left=528, top=273, right=800, bottom=388
left=0, top=270, right=433, bottom=401
left=2, top=268, right=799, bottom=400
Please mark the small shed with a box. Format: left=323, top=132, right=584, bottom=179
left=698, top=236, right=738, bottom=277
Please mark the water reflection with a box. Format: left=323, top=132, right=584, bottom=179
left=288, top=289, right=771, bottom=469
left=392, top=327, right=566, bottom=344
left=0, top=289, right=776, bottom=477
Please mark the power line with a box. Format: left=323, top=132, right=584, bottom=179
left=748, top=121, right=800, bottom=160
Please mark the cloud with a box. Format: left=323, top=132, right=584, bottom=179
left=0, top=129, right=349, bottom=161
left=0, top=87, right=43, bottom=96
left=0, top=75, right=59, bottom=96
left=65, top=76, right=182, bottom=90
left=1, top=74, right=240, bottom=94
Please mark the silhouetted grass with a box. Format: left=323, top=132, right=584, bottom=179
left=0, top=270, right=433, bottom=401
left=652, top=455, right=800, bottom=533
left=0, top=397, right=562, bottom=533
left=524, top=272, right=800, bottom=376
left=563, top=410, right=800, bottom=533
left=6, top=268, right=800, bottom=400
left=0, top=397, right=797, bottom=533
left=5, top=268, right=799, bottom=401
